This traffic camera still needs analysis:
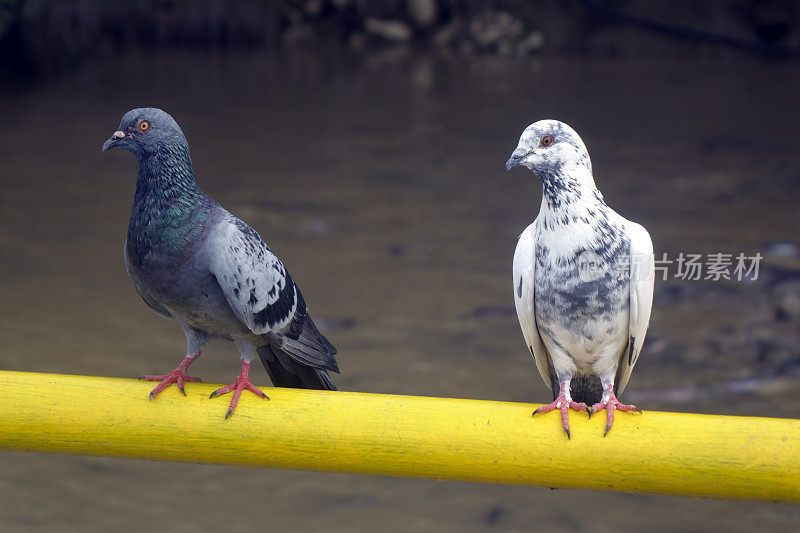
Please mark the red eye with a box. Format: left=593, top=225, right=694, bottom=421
left=541, top=136, right=553, bottom=147
left=139, top=121, right=150, bottom=131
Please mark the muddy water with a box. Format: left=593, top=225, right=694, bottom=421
left=1, top=50, right=799, bottom=531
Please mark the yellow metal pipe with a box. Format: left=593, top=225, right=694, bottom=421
left=0, top=370, right=797, bottom=502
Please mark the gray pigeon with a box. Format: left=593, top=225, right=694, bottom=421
left=102, top=108, right=339, bottom=418
left=505, top=120, right=654, bottom=437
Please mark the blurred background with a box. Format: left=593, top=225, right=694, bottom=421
left=1, top=0, right=799, bottom=531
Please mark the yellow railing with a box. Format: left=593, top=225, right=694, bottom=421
left=0, top=370, right=797, bottom=502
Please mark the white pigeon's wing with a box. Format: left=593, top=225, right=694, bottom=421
left=615, top=222, right=654, bottom=395
left=209, top=218, right=298, bottom=335
left=513, top=221, right=554, bottom=391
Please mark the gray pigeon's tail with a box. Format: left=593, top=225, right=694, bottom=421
left=257, top=310, right=339, bottom=391
left=257, top=288, right=339, bottom=390
left=257, top=343, right=337, bottom=390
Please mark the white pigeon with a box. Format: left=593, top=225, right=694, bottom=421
left=505, top=120, right=654, bottom=437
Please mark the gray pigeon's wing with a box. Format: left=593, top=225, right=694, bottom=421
left=123, top=239, right=171, bottom=319
left=513, top=220, right=554, bottom=391
left=209, top=218, right=298, bottom=334
left=208, top=217, right=339, bottom=372
left=615, top=222, right=654, bottom=394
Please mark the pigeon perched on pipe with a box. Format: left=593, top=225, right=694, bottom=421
left=506, top=120, right=654, bottom=437
left=102, top=108, right=339, bottom=418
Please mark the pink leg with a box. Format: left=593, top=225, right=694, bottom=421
left=589, top=384, right=642, bottom=436
left=210, top=361, right=269, bottom=419
left=141, top=355, right=202, bottom=400
left=532, top=380, right=590, bottom=439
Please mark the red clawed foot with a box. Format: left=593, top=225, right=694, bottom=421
left=532, top=382, right=589, bottom=439
left=589, top=386, right=642, bottom=436
left=141, top=355, right=202, bottom=399
left=210, top=361, right=269, bottom=419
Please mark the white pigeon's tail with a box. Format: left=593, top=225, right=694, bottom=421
left=569, top=374, right=603, bottom=406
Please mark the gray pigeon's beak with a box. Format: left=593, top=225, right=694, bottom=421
left=505, top=148, right=528, bottom=171
left=102, top=130, right=126, bottom=152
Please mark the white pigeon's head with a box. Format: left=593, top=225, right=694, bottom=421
left=505, top=120, right=592, bottom=177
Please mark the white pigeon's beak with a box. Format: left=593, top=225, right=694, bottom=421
left=505, top=147, right=529, bottom=171
left=102, top=130, right=127, bottom=152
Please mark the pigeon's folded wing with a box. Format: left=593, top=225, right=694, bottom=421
left=209, top=219, right=299, bottom=335
left=513, top=221, right=554, bottom=391
left=208, top=218, right=338, bottom=372
left=615, top=222, right=654, bottom=395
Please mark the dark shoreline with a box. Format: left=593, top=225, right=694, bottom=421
left=2, top=0, right=798, bottom=81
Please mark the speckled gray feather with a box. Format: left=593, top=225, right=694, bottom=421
left=508, top=120, right=654, bottom=407
left=106, top=107, right=339, bottom=391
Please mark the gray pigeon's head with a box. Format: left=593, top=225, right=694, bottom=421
left=505, top=119, right=592, bottom=176
left=102, top=108, right=187, bottom=157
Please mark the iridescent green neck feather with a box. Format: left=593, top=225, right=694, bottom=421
left=127, top=138, right=211, bottom=263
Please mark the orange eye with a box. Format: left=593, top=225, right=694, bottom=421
left=139, top=121, right=150, bottom=131
left=541, top=135, right=553, bottom=147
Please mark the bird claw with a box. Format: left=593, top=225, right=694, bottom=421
left=589, top=392, right=640, bottom=436
left=570, top=401, right=589, bottom=413
left=532, top=384, right=589, bottom=439
left=142, top=356, right=202, bottom=400
left=209, top=384, right=233, bottom=398
left=210, top=361, right=269, bottom=419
